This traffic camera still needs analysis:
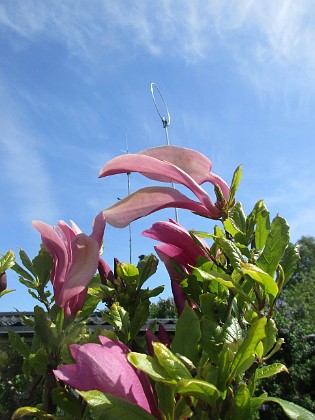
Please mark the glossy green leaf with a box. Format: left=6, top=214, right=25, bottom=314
left=152, top=342, right=192, bottom=381
left=155, top=382, right=175, bottom=420
left=33, top=306, right=58, bottom=351
left=261, top=319, right=278, bottom=356
left=0, top=250, right=15, bottom=271
left=12, top=406, right=53, bottom=419
left=8, top=330, right=30, bottom=358
left=251, top=396, right=315, bottom=419
left=229, top=317, right=267, bottom=381
left=19, top=249, right=36, bottom=276
left=116, top=263, right=139, bottom=284
left=228, top=165, right=242, bottom=205
left=32, top=246, right=53, bottom=286
left=240, top=263, right=278, bottom=301
left=137, top=254, right=159, bottom=287
left=12, top=262, right=35, bottom=283
left=281, top=243, right=300, bottom=286
left=215, top=237, right=245, bottom=272
left=52, top=387, right=82, bottom=418
left=103, top=303, right=130, bottom=334
left=223, top=219, right=247, bottom=244
left=232, top=382, right=251, bottom=420
left=127, top=352, right=176, bottom=384
left=176, top=379, right=221, bottom=406
left=78, top=390, right=156, bottom=419
left=171, top=304, right=201, bottom=365
left=28, top=348, right=49, bottom=375
left=256, top=363, right=288, bottom=379
left=230, top=202, right=247, bottom=233
left=256, top=215, right=290, bottom=277
left=255, top=209, right=270, bottom=251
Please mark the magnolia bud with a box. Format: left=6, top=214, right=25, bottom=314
left=0, top=272, right=7, bottom=292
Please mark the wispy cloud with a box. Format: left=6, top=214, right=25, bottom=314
left=1, top=0, right=315, bottom=96
left=0, top=81, right=59, bottom=225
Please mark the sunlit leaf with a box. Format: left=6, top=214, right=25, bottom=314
left=171, top=304, right=201, bottom=365
left=78, top=390, right=155, bottom=419
left=256, top=363, right=288, bottom=379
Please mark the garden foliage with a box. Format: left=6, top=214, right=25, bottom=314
left=0, top=145, right=314, bottom=419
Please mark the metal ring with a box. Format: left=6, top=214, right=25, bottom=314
left=151, top=82, right=170, bottom=128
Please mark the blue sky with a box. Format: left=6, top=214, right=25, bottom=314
left=1, top=1, right=315, bottom=312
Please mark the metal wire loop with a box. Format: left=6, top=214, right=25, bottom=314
left=151, top=82, right=170, bottom=128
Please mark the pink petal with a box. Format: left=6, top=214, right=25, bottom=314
left=90, top=211, right=106, bottom=247
left=58, top=234, right=99, bottom=306
left=55, top=341, right=155, bottom=415
left=142, top=220, right=209, bottom=261
left=138, top=145, right=213, bottom=185
left=32, top=220, right=68, bottom=293
left=103, top=186, right=212, bottom=228
left=99, top=153, right=216, bottom=211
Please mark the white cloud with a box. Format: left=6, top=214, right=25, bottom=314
left=0, top=82, right=59, bottom=225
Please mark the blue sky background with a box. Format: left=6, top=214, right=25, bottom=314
left=1, top=1, right=315, bottom=311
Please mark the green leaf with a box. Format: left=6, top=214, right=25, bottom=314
left=18, top=277, right=37, bottom=290
left=19, top=249, right=36, bottom=276
left=176, top=379, right=221, bottom=406
left=0, top=250, right=15, bottom=271
left=230, top=202, right=247, bottom=234
left=116, top=263, right=139, bottom=284
left=171, top=304, right=201, bottom=365
left=33, top=306, right=58, bottom=351
left=281, top=243, right=300, bottom=286
left=12, top=263, right=35, bottom=283
left=8, top=330, right=30, bottom=358
left=137, top=254, right=159, bottom=287
left=52, top=387, right=82, bottom=418
left=152, top=342, right=192, bottom=381
left=251, top=396, right=315, bottom=419
left=32, top=246, right=53, bottom=286
left=229, top=317, right=267, bottom=382
left=231, top=382, right=251, bottom=420
left=223, top=219, right=246, bottom=244
left=129, top=299, right=150, bottom=341
left=240, top=263, right=278, bottom=301
left=256, top=363, right=288, bottom=379
left=12, top=406, right=53, bottom=419
left=228, top=165, right=242, bottom=205
left=78, top=390, right=156, bottom=419
left=256, top=215, right=290, bottom=277
left=155, top=382, right=175, bottom=420
left=29, top=348, right=49, bottom=375
left=215, top=237, right=245, bottom=272
left=127, top=352, right=176, bottom=384
left=255, top=209, right=270, bottom=251
left=261, top=319, right=278, bottom=356
left=103, top=303, right=130, bottom=335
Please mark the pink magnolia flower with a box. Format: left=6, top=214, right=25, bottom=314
left=32, top=212, right=105, bottom=318
left=54, top=336, right=159, bottom=417
left=99, top=146, right=230, bottom=228
left=143, top=219, right=210, bottom=315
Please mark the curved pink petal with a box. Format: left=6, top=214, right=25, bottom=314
left=138, top=145, right=213, bottom=185
left=142, top=219, right=209, bottom=261
left=90, top=211, right=106, bottom=247
left=139, top=146, right=230, bottom=199
left=32, top=221, right=68, bottom=293
left=103, top=186, right=214, bottom=228
left=58, top=233, right=99, bottom=306
left=99, top=153, right=215, bottom=211
left=54, top=339, right=158, bottom=416
left=155, top=244, right=190, bottom=280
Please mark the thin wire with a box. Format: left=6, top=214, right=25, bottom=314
left=150, top=82, right=178, bottom=222
left=125, top=133, right=132, bottom=264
